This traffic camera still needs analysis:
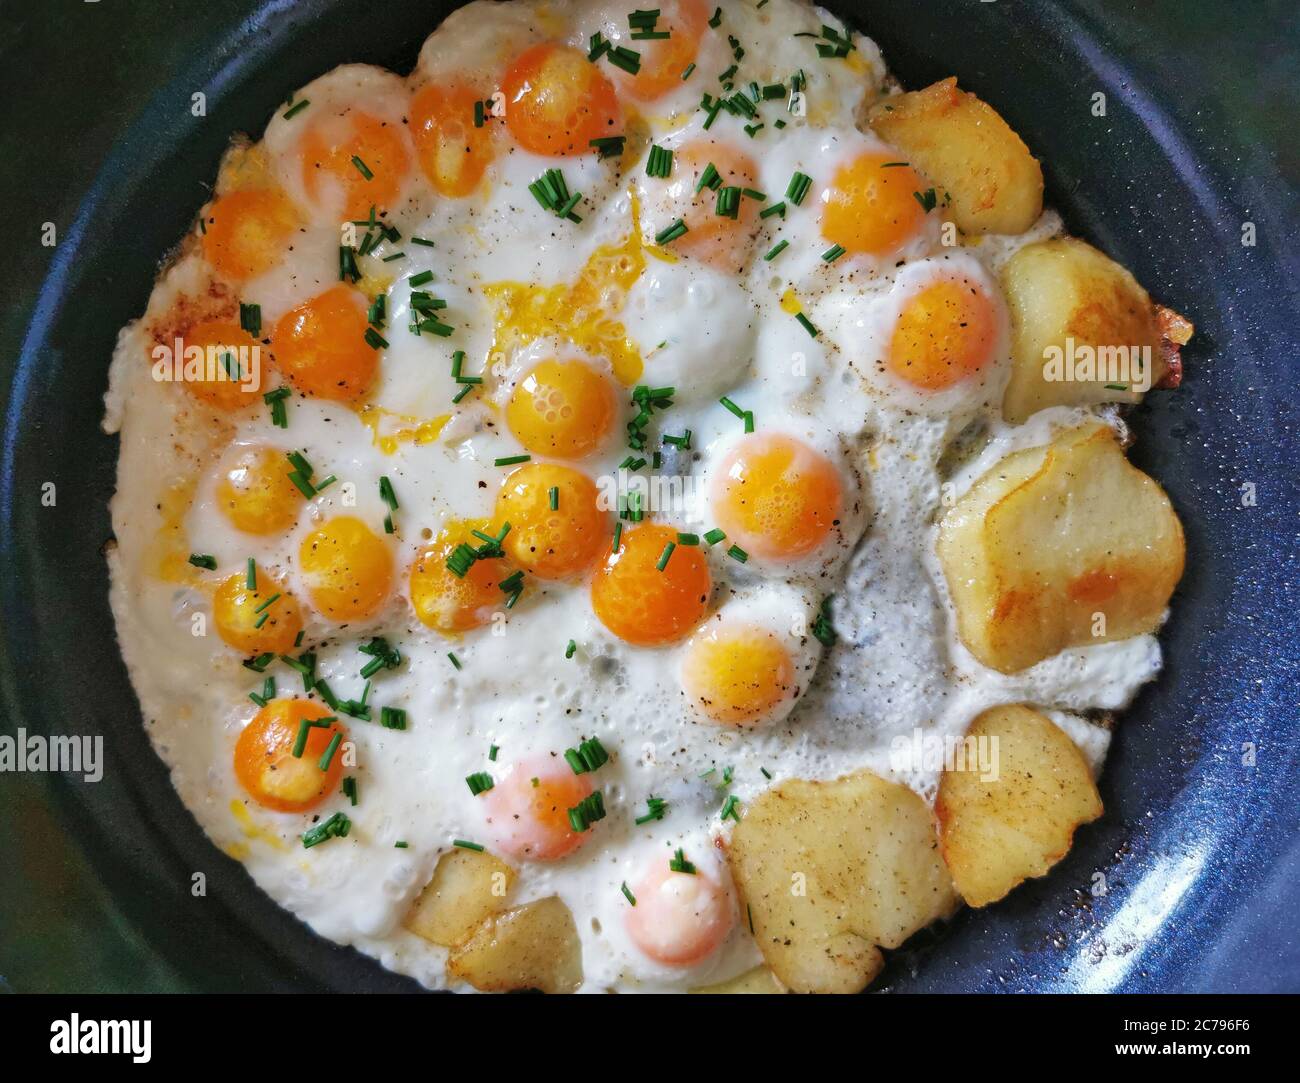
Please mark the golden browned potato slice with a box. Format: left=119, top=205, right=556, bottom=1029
left=447, top=896, right=583, bottom=993
left=936, top=705, right=1103, bottom=906
left=727, top=770, right=958, bottom=994
left=936, top=423, right=1185, bottom=674
left=868, top=77, right=1043, bottom=235
left=1001, top=237, right=1189, bottom=423
left=692, top=965, right=787, bottom=994
left=403, top=848, right=516, bottom=948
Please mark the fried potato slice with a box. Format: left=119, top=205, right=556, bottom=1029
left=691, top=966, right=787, bottom=994
left=936, top=423, right=1185, bottom=674
left=727, top=770, right=958, bottom=994
left=403, top=848, right=516, bottom=948
left=936, top=705, right=1103, bottom=906
left=447, top=895, right=583, bottom=993
left=867, top=77, right=1043, bottom=236
left=1001, top=237, right=1186, bottom=423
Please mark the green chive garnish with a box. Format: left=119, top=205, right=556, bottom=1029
left=188, top=553, right=217, bottom=570
left=466, top=772, right=494, bottom=796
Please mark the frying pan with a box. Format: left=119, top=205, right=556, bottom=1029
left=1, top=0, right=1297, bottom=992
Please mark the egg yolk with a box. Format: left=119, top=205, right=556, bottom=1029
left=495, top=463, right=609, bottom=580
left=666, top=141, right=761, bottom=273
left=300, top=112, right=412, bottom=219
left=483, top=756, right=596, bottom=861
left=888, top=277, right=998, bottom=390
left=213, top=567, right=304, bottom=655
left=505, top=358, right=618, bottom=459
left=202, top=187, right=300, bottom=281
left=411, top=82, right=496, bottom=198
left=614, top=0, right=709, bottom=102
left=179, top=319, right=264, bottom=412
left=272, top=286, right=378, bottom=402
left=710, top=433, right=843, bottom=561
left=409, top=518, right=514, bottom=633
left=216, top=446, right=304, bottom=536
left=299, top=516, right=394, bottom=622
left=503, top=43, right=620, bottom=156
left=681, top=621, right=797, bottom=726
left=234, top=699, right=348, bottom=813
left=624, top=862, right=733, bottom=966
left=820, top=152, right=930, bottom=258
left=591, top=522, right=711, bottom=647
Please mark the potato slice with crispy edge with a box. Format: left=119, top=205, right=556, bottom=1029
left=868, top=77, right=1043, bottom=236
left=1001, top=237, right=1189, bottom=423
left=727, top=769, right=958, bottom=994
left=403, top=848, right=516, bottom=949
left=447, top=895, right=583, bottom=993
left=937, top=423, right=1184, bottom=674
left=936, top=705, right=1103, bottom=906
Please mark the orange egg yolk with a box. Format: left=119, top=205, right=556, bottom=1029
left=664, top=140, right=761, bottom=273
left=505, top=358, right=619, bottom=460
left=178, top=319, right=264, bottom=412
left=820, top=152, right=930, bottom=258
left=272, top=285, right=378, bottom=402
left=234, top=699, right=347, bottom=813
left=888, top=277, right=998, bottom=390
left=613, top=0, right=709, bottom=102
left=624, top=862, right=733, bottom=966
left=591, top=522, right=711, bottom=646
left=202, top=187, right=301, bottom=281
left=710, top=433, right=843, bottom=561
left=213, top=567, right=304, bottom=655
left=216, top=446, right=305, bottom=536
left=300, top=111, right=412, bottom=219
left=411, top=82, right=497, bottom=198
left=503, top=44, right=621, bottom=156
left=409, top=518, right=515, bottom=633
left=299, top=516, right=394, bottom=622
left=495, top=463, right=609, bottom=580
left=681, top=621, right=796, bottom=725
left=483, top=757, right=596, bottom=861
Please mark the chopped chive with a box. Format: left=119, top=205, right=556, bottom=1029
left=494, top=454, right=531, bottom=467
left=282, top=98, right=310, bottom=120
left=913, top=187, right=938, bottom=212
left=364, top=327, right=388, bottom=350
left=301, top=811, right=350, bottom=849
left=645, top=143, right=673, bottom=178
left=409, top=236, right=435, bottom=247
left=466, top=771, right=494, bottom=796
left=473, top=99, right=485, bottom=128
left=565, top=737, right=609, bottom=775
left=612, top=522, right=623, bottom=552
left=763, top=238, right=789, bottom=261
left=718, top=396, right=745, bottom=418
left=408, top=269, right=434, bottom=288
left=342, top=776, right=358, bottom=805
left=243, top=652, right=275, bottom=673
left=727, top=544, right=749, bottom=563
left=547, top=485, right=560, bottom=511
left=634, top=795, right=668, bottom=825
left=350, top=155, right=374, bottom=180
left=245, top=558, right=256, bottom=590
left=453, top=839, right=484, bottom=852
left=669, top=848, right=696, bottom=874
left=656, top=541, right=676, bottom=571
left=681, top=62, right=696, bottom=80
left=696, top=162, right=721, bottom=192
left=565, top=639, right=577, bottom=659
left=812, top=595, right=837, bottom=647
left=253, top=592, right=280, bottom=614
left=654, top=218, right=688, bottom=245
left=621, top=881, right=637, bottom=906
left=607, top=45, right=642, bottom=75
left=786, top=171, right=812, bottom=204
left=489, top=744, right=499, bottom=761
left=676, top=532, right=699, bottom=545
left=715, top=185, right=740, bottom=218
left=317, top=730, right=343, bottom=772
left=447, top=652, right=462, bottom=670
left=822, top=243, right=846, bottom=263
left=795, top=311, right=820, bottom=337
left=589, top=135, right=626, bottom=158
left=567, top=790, right=606, bottom=832
left=394, top=840, right=408, bottom=848
left=188, top=553, right=216, bottom=570
left=708, top=7, right=722, bottom=28
left=380, top=706, right=407, bottom=730
left=761, top=766, right=772, bottom=780
left=759, top=201, right=786, bottom=220
left=720, top=794, right=742, bottom=822
left=239, top=302, right=262, bottom=338
left=703, top=528, right=726, bottom=545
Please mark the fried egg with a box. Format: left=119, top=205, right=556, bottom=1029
left=105, top=0, right=1170, bottom=993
